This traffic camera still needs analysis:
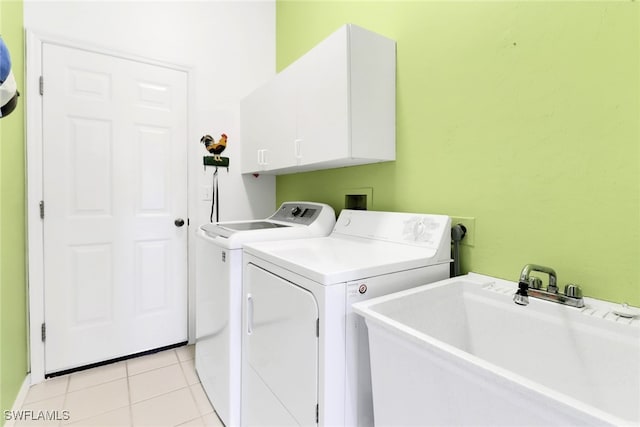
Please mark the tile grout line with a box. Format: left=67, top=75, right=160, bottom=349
left=127, top=356, right=181, bottom=378
left=66, top=365, right=128, bottom=395
left=128, top=356, right=185, bottom=407
left=172, top=349, right=202, bottom=427
left=150, top=349, right=199, bottom=427
left=126, top=358, right=135, bottom=427
left=64, top=378, right=131, bottom=426
left=62, top=375, right=70, bottom=427
left=180, top=352, right=221, bottom=425
left=180, top=353, right=203, bottom=416
left=126, top=349, right=195, bottom=425
left=177, top=348, right=216, bottom=426
left=21, top=375, right=68, bottom=407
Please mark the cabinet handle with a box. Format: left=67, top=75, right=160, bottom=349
left=257, top=149, right=268, bottom=166
left=294, top=139, right=303, bottom=159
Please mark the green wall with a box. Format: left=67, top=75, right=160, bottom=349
left=0, top=0, right=27, bottom=421
left=275, top=1, right=640, bottom=306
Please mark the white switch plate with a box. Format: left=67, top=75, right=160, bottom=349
left=202, top=185, right=213, bottom=201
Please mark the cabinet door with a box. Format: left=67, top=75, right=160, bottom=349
left=264, top=69, right=297, bottom=171
left=241, top=83, right=268, bottom=173
left=295, top=26, right=350, bottom=167
left=240, top=73, right=296, bottom=173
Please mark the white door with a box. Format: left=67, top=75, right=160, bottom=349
left=42, top=43, right=188, bottom=373
left=244, top=264, right=318, bottom=426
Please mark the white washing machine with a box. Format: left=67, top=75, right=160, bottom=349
left=241, top=209, right=452, bottom=426
left=195, top=202, right=335, bottom=426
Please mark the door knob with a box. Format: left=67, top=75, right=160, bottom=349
left=174, top=218, right=185, bottom=227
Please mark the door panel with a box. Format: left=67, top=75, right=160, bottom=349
left=137, top=126, right=170, bottom=212
left=42, top=43, right=188, bottom=373
left=71, top=244, right=113, bottom=326
left=69, top=117, right=113, bottom=214
left=245, top=263, right=318, bottom=426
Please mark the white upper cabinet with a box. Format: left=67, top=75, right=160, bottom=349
left=240, top=24, right=396, bottom=175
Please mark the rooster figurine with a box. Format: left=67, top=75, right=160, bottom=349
left=201, top=133, right=228, bottom=161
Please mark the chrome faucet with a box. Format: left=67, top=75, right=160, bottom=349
left=514, top=264, right=585, bottom=308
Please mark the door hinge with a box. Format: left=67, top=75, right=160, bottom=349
left=41, top=323, right=46, bottom=342
left=316, top=403, right=319, bottom=423
left=39, top=200, right=45, bottom=219
left=316, top=318, right=319, bottom=337
left=39, top=76, right=44, bottom=95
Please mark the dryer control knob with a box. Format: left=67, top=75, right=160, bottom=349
left=291, top=206, right=302, bottom=216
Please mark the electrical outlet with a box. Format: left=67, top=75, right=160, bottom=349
left=450, top=216, right=476, bottom=247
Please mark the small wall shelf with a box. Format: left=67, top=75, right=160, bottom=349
left=203, top=156, right=229, bottom=168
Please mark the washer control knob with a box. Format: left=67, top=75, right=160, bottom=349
left=291, top=206, right=302, bottom=216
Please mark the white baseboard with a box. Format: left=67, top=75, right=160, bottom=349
left=4, top=374, right=31, bottom=427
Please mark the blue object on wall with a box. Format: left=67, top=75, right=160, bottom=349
left=0, top=35, right=19, bottom=118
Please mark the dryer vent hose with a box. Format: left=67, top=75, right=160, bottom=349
left=451, top=224, right=467, bottom=277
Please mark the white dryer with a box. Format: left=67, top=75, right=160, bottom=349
left=195, top=202, right=335, bottom=426
left=241, top=209, right=452, bottom=426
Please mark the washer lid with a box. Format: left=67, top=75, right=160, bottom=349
left=196, top=202, right=336, bottom=249
left=243, top=234, right=447, bottom=286
left=202, top=221, right=290, bottom=235
left=198, top=220, right=311, bottom=249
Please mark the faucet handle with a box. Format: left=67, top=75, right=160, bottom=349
left=528, top=277, right=543, bottom=289
left=564, top=283, right=582, bottom=298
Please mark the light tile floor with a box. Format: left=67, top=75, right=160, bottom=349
left=16, top=345, right=223, bottom=427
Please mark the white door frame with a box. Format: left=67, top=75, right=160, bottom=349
left=25, top=30, right=197, bottom=384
